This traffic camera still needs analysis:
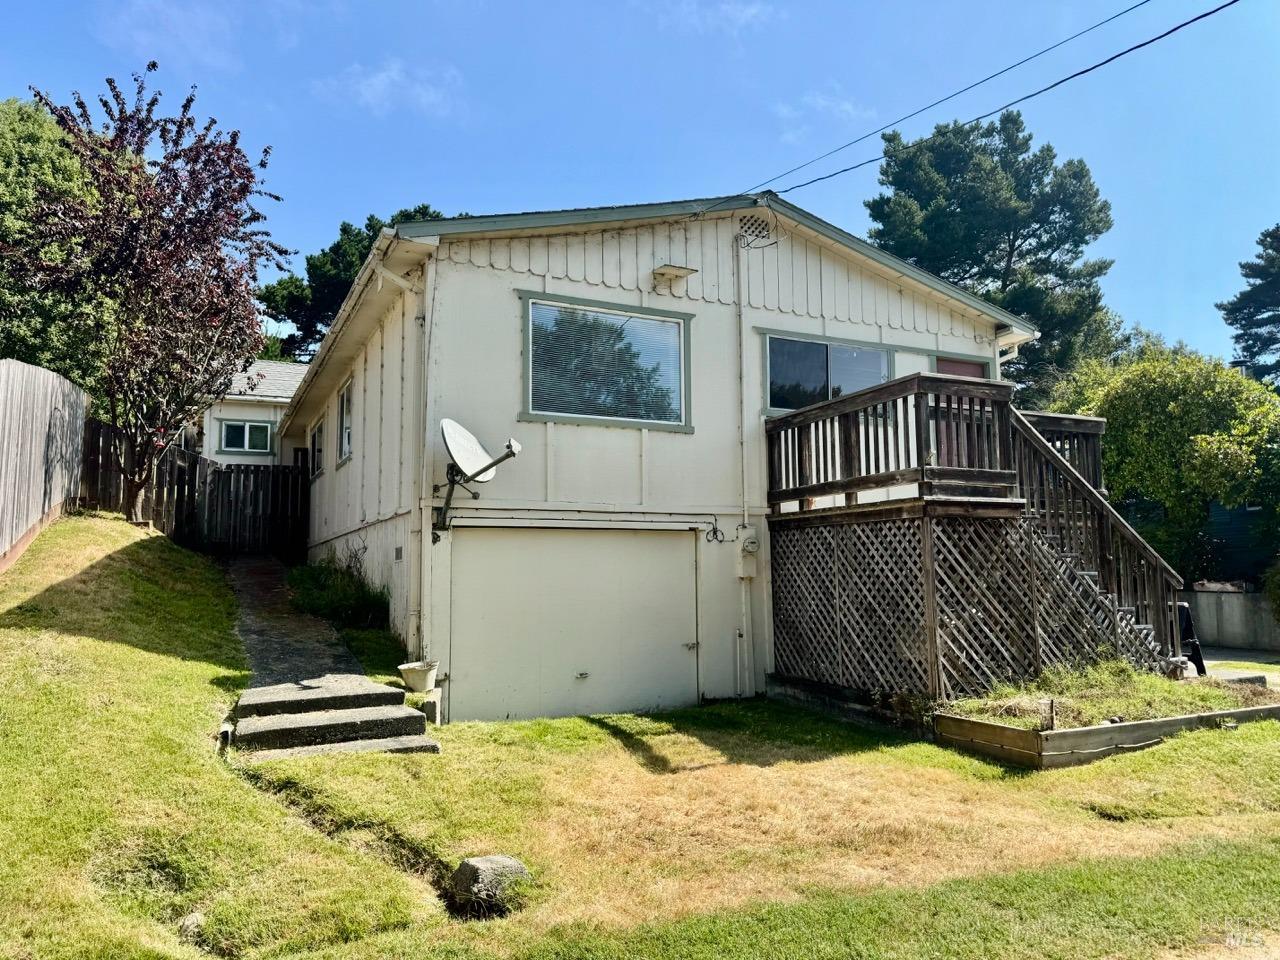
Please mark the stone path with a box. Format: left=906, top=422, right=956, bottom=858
left=224, top=556, right=438, bottom=758
left=226, top=556, right=365, bottom=687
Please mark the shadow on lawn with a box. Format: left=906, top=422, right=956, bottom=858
left=0, top=529, right=251, bottom=691
left=585, top=698, right=919, bottom=772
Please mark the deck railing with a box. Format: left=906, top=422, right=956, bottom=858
left=765, top=373, right=1016, bottom=511
left=1020, top=411, right=1105, bottom=492
left=1010, top=409, right=1182, bottom=659
left=765, top=375, right=1183, bottom=660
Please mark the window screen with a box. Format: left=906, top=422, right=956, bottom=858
left=337, top=383, right=353, bottom=459
left=768, top=336, right=888, bottom=410
left=309, top=422, right=324, bottom=476
left=529, top=301, right=683, bottom=423
left=223, top=422, right=246, bottom=450
left=247, top=423, right=271, bottom=452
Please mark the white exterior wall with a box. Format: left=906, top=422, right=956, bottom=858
left=304, top=289, right=423, bottom=641
left=201, top=399, right=292, bottom=465
left=416, top=212, right=1001, bottom=716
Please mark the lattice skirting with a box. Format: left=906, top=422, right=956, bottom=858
left=770, top=514, right=1159, bottom=701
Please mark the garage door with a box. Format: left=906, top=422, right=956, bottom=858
left=449, top=527, right=699, bottom=721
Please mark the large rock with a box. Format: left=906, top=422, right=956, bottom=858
left=448, top=854, right=531, bottom=915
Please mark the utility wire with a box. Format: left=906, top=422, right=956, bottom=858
left=773, top=0, right=1243, bottom=196
left=742, top=0, right=1154, bottom=196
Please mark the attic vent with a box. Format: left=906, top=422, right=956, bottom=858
left=739, top=214, right=772, bottom=242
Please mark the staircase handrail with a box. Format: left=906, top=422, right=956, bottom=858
left=1010, top=408, right=1182, bottom=587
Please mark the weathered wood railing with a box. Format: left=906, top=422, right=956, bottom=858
left=765, top=373, right=1016, bottom=511
left=1010, top=409, right=1182, bottom=660
left=1020, top=411, right=1105, bottom=492
left=764, top=375, right=1184, bottom=663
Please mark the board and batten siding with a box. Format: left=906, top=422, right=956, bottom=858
left=304, top=288, right=422, bottom=639
left=0, top=359, right=88, bottom=569
left=440, top=215, right=994, bottom=351
left=419, top=212, right=1000, bottom=705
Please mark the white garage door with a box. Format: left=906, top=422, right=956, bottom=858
left=449, top=527, right=699, bottom=721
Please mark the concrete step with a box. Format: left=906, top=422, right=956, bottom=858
left=234, top=674, right=404, bottom=719
left=244, top=734, right=442, bottom=762
left=234, top=704, right=426, bottom=751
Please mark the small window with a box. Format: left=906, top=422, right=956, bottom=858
left=337, top=380, right=354, bottom=461
left=767, top=336, right=889, bottom=411
left=528, top=298, right=686, bottom=425
left=309, top=419, right=324, bottom=477
left=221, top=420, right=272, bottom=452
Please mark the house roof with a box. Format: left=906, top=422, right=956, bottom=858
left=229, top=360, right=308, bottom=403
left=281, top=192, right=1040, bottom=434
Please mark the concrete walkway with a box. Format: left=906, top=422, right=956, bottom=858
left=1201, top=645, right=1280, bottom=684
left=226, top=556, right=365, bottom=688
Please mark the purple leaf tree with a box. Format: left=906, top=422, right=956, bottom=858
left=24, top=63, right=289, bottom=519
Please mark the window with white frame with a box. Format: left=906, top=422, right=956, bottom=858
left=337, top=380, right=354, bottom=461
left=309, top=419, right=324, bottom=477
left=767, top=336, right=889, bottom=410
left=527, top=297, right=686, bottom=426
left=220, top=420, right=272, bottom=453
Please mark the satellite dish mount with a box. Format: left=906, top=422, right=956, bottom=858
left=434, top=418, right=521, bottom=533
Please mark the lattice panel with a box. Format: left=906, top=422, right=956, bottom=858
left=771, top=519, right=930, bottom=695
left=932, top=517, right=1040, bottom=699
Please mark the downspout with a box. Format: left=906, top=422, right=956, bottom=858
left=416, top=249, right=441, bottom=662
left=733, top=222, right=754, bottom=697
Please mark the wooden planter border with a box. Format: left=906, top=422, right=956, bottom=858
left=934, top=703, right=1280, bottom=769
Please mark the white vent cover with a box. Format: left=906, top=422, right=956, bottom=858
left=739, top=214, right=772, bottom=242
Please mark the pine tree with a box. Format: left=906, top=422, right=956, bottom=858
left=1219, top=224, right=1280, bottom=383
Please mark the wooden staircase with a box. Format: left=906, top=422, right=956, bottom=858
left=764, top=373, right=1185, bottom=701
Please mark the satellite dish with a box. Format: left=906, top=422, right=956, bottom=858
left=435, top=418, right=522, bottom=530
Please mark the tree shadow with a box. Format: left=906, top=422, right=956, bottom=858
left=0, top=527, right=250, bottom=695
left=583, top=697, right=925, bottom=772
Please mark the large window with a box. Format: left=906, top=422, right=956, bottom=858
left=337, top=380, right=354, bottom=462
left=526, top=297, right=687, bottom=427
left=220, top=420, right=272, bottom=453
left=767, top=336, right=889, bottom=410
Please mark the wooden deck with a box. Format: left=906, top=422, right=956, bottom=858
left=765, top=373, right=1183, bottom=701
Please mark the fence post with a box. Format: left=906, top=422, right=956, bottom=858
left=921, top=512, right=943, bottom=700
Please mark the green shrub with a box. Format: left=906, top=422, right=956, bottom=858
left=286, top=552, right=389, bottom=629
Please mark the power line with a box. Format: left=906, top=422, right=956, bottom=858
left=773, top=0, right=1243, bottom=197
left=743, top=0, right=1154, bottom=196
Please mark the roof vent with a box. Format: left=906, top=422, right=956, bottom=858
left=739, top=214, right=772, bottom=242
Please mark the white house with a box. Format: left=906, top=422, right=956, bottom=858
left=201, top=360, right=308, bottom=465
left=279, top=193, right=1038, bottom=722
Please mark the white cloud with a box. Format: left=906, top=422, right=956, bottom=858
left=93, top=0, right=334, bottom=70
left=645, top=0, right=780, bottom=34
left=95, top=0, right=240, bottom=71
left=773, top=85, right=876, bottom=145
left=313, top=59, right=462, bottom=118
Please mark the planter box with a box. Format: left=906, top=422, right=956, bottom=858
left=934, top=703, right=1280, bottom=769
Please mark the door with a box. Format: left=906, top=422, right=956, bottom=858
left=448, top=527, right=699, bottom=721
left=936, top=357, right=989, bottom=378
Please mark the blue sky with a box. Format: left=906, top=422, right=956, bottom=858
left=3, top=0, right=1276, bottom=356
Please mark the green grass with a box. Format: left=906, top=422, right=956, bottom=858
left=0, top=516, right=439, bottom=959
left=6, top=516, right=1280, bottom=960
left=1211, top=658, right=1280, bottom=678
left=949, top=659, right=1279, bottom=729
left=286, top=559, right=390, bottom=630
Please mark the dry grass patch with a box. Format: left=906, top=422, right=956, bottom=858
left=249, top=701, right=1280, bottom=947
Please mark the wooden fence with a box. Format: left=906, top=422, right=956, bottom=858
left=0, top=360, right=90, bottom=572
left=81, top=419, right=309, bottom=559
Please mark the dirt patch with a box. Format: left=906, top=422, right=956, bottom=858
left=1160, top=930, right=1280, bottom=958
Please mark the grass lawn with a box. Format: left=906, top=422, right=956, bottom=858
left=4, top=515, right=1280, bottom=959
left=949, top=660, right=1280, bottom=730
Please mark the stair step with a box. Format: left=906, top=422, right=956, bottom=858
left=234, top=674, right=404, bottom=719
left=244, top=733, right=442, bottom=762
left=234, top=704, right=426, bottom=751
